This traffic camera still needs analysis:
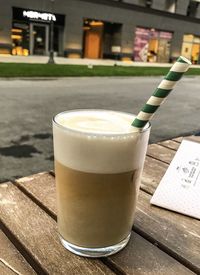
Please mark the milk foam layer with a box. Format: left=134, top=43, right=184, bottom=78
left=56, top=110, right=137, bottom=134
left=53, top=110, right=150, bottom=173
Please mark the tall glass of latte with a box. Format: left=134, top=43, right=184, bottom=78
left=53, top=109, right=150, bottom=257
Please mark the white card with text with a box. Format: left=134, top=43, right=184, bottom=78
left=150, top=139, right=200, bottom=219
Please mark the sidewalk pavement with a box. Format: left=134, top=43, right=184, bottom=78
left=1, top=54, right=198, bottom=68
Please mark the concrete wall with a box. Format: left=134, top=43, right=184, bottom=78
left=196, top=4, right=200, bottom=18
left=123, top=0, right=145, bottom=6
left=0, top=0, right=57, bottom=53
left=1, top=0, right=200, bottom=60
left=64, top=0, right=200, bottom=60
left=151, top=0, right=165, bottom=11
left=0, top=1, right=12, bottom=52
left=176, top=0, right=190, bottom=15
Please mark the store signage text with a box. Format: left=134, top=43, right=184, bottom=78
left=23, top=10, right=56, bottom=21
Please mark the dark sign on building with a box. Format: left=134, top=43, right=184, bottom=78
left=12, top=7, right=65, bottom=26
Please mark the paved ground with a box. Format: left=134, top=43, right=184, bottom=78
left=1, top=55, right=200, bottom=68
left=0, top=76, right=200, bottom=182
left=0, top=55, right=172, bottom=67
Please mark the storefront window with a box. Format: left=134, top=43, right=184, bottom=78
left=133, top=27, right=173, bottom=63
left=12, top=7, right=65, bottom=56
left=12, top=23, right=29, bottom=56
left=181, top=34, right=200, bottom=64
left=82, top=19, right=122, bottom=60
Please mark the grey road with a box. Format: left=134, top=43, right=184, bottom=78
left=0, top=76, right=200, bottom=182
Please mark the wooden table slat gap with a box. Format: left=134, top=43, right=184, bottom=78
left=146, top=153, right=170, bottom=165
left=133, top=224, right=199, bottom=275
left=0, top=219, right=48, bottom=275
left=140, top=186, right=152, bottom=196
left=49, top=170, right=55, bottom=177
left=156, top=143, right=178, bottom=152
left=172, top=139, right=182, bottom=144
left=100, top=258, right=126, bottom=275
left=171, top=135, right=200, bottom=143
left=12, top=179, right=57, bottom=221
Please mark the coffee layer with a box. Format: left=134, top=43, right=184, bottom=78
left=56, top=160, right=141, bottom=248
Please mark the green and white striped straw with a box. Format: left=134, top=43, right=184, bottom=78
left=132, top=56, right=191, bottom=129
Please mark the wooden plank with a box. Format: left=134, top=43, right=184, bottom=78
left=16, top=172, right=56, bottom=215
left=0, top=230, right=36, bottom=275
left=0, top=182, right=114, bottom=275
left=147, top=136, right=200, bottom=167
left=141, top=156, right=168, bottom=194
left=0, top=264, right=16, bottom=275
left=173, top=136, right=200, bottom=143
left=147, top=144, right=176, bottom=164
left=16, top=173, right=195, bottom=274
left=158, top=140, right=180, bottom=151
left=172, top=137, right=183, bottom=143
left=109, top=232, right=194, bottom=275
left=135, top=191, right=200, bottom=274
left=185, top=136, right=200, bottom=143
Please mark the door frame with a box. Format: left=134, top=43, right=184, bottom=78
left=29, top=23, right=49, bottom=55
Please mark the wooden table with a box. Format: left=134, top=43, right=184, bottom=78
left=1, top=136, right=200, bottom=275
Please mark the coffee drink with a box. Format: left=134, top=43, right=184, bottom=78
left=55, top=160, right=141, bottom=247
left=53, top=110, right=150, bottom=256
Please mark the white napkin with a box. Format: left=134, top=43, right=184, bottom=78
left=151, top=139, right=200, bottom=219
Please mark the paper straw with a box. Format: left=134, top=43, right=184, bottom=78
left=131, top=56, right=191, bottom=129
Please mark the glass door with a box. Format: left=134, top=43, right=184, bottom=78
left=157, top=39, right=171, bottom=63
left=30, top=23, right=49, bottom=55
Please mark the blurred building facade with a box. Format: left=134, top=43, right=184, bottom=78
left=1, top=0, right=200, bottom=63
